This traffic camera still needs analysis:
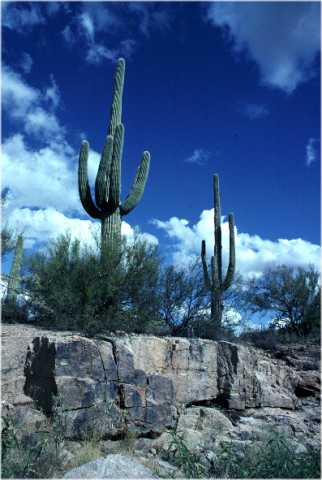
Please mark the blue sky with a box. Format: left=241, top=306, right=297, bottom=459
left=2, top=1, right=321, bottom=278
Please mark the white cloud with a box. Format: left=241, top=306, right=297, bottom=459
left=66, top=3, right=134, bottom=65
left=152, top=209, right=320, bottom=278
left=184, top=149, right=210, bottom=166
left=2, top=66, right=63, bottom=139
left=306, top=138, right=319, bottom=166
left=2, top=66, right=39, bottom=118
left=86, top=43, right=117, bottom=64
left=80, top=3, right=119, bottom=35
left=239, top=103, right=269, bottom=120
left=2, top=2, right=45, bottom=32
left=25, top=108, right=63, bottom=137
left=207, top=2, right=320, bottom=93
left=2, top=134, right=79, bottom=214
left=20, top=52, right=33, bottom=74
left=79, top=11, right=95, bottom=43
left=45, top=75, right=61, bottom=109
left=5, top=207, right=158, bottom=251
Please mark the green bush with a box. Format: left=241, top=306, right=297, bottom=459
left=244, top=264, right=321, bottom=337
left=24, top=234, right=162, bottom=335
left=211, top=431, right=321, bottom=479
left=167, top=432, right=206, bottom=478
left=1, top=402, right=66, bottom=478
left=166, top=431, right=320, bottom=479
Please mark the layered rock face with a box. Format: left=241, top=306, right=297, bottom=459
left=1, top=324, right=320, bottom=453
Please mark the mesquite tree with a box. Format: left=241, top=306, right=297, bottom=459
left=78, top=58, right=151, bottom=257
left=201, top=175, right=235, bottom=334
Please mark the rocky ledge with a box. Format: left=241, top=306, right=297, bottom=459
left=1, top=323, right=320, bottom=459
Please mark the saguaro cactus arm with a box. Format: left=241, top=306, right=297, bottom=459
left=222, top=213, right=236, bottom=290
left=78, top=141, right=102, bottom=219
left=108, top=123, right=124, bottom=211
left=108, top=58, right=125, bottom=136
left=214, top=174, right=222, bottom=287
left=95, top=135, right=114, bottom=209
left=120, top=151, right=151, bottom=216
left=201, top=239, right=211, bottom=290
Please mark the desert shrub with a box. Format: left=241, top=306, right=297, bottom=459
left=210, top=431, right=320, bottom=479
left=167, top=432, right=206, bottom=478
left=166, top=430, right=320, bottom=479
left=24, top=234, right=162, bottom=335
left=244, top=264, right=320, bottom=338
left=1, top=298, right=29, bottom=324
left=159, top=261, right=208, bottom=337
left=1, top=402, right=66, bottom=478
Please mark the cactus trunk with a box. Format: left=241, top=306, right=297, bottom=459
left=101, top=209, right=121, bottom=257
left=78, top=58, right=151, bottom=261
left=211, top=292, right=223, bottom=331
left=201, top=175, right=236, bottom=337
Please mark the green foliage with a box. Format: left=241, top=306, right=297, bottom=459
left=24, top=233, right=161, bottom=334
left=210, top=431, right=321, bottom=479
left=168, top=432, right=206, bottom=478
left=1, top=402, right=66, bottom=478
left=1, top=226, right=15, bottom=258
left=201, top=174, right=235, bottom=337
left=159, top=261, right=208, bottom=336
left=1, top=188, right=16, bottom=258
left=78, top=58, right=151, bottom=255
left=244, top=264, right=320, bottom=337
left=167, top=430, right=320, bottom=479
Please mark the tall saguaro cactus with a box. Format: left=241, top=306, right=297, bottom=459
left=6, top=234, right=23, bottom=303
left=78, top=58, right=151, bottom=256
left=201, top=175, right=235, bottom=334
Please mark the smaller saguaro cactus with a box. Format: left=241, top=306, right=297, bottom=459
left=6, top=234, right=24, bottom=303
left=201, top=175, right=235, bottom=334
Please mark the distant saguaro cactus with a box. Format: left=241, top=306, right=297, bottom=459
left=201, top=175, right=235, bottom=334
left=78, top=58, right=151, bottom=257
left=6, top=234, right=23, bottom=303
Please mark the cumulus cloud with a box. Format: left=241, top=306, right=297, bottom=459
left=2, top=134, right=79, bottom=213
left=305, top=138, right=320, bottom=166
left=238, top=103, right=269, bottom=120
left=5, top=207, right=158, bottom=251
left=184, top=149, right=210, bottom=166
left=2, top=66, right=63, bottom=139
left=2, top=66, right=39, bottom=118
left=207, top=2, right=320, bottom=93
left=2, top=2, right=45, bottom=32
left=152, top=209, right=320, bottom=277
left=20, top=52, right=33, bottom=74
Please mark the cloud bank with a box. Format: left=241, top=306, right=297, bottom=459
left=153, top=209, right=320, bottom=278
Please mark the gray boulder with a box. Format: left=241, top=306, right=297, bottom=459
left=63, top=454, right=157, bottom=478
